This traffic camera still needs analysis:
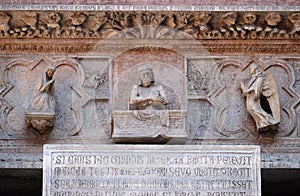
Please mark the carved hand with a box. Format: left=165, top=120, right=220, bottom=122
left=46, top=79, right=55, bottom=86
left=153, top=96, right=168, bottom=104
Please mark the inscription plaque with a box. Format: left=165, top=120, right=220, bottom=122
left=43, top=145, right=261, bottom=196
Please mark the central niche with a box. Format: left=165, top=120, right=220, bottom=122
left=111, top=48, right=187, bottom=143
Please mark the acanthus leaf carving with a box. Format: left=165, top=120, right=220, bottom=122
left=0, top=11, right=11, bottom=37
left=0, top=11, right=298, bottom=40
left=288, top=13, right=300, bottom=34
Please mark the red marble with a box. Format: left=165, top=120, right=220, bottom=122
left=1, top=0, right=300, bottom=6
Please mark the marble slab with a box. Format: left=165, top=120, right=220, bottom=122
left=43, top=145, right=261, bottom=196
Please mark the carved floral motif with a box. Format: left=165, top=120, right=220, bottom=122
left=0, top=11, right=298, bottom=39
left=288, top=13, right=300, bottom=34
left=0, top=12, right=11, bottom=36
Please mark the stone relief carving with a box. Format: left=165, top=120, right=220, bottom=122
left=240, top=63, right=280, bottom=132
left=0, top=12, right=11, bottom=36
left=129, top=64, right=170, bottom=128
left=75, top=58, right=111, bottom=139
left=182, top=12, right=211, bottom=38
left=38, top=12, right=62, bottom=38
left=129, top=64, right=168, bottom=110
left=21, top=12, right=38, bottom=31
left=237, top=13, right=258, bottom=39
left=83, top=66, right=109, bottom=99
left=111, top=51, right=187, bottom=143
left=288, top=13, right=300, bottom=34
left=187, top=62, right=209, bottom=96
left=0, top=56, right=88, bottom=139
left=28, top=66, right=56, bottom=111
left=293, top=63, right=300, bottom=93
left=25, top=66, right=56, bottom=134
left=211, top=59, right=298, bottom=138
left=83, top=12, right=108, bottom=37
left=0, top=55, right=298, bottom=146
left=0, top=11, right=298, bottom=39
left=112, top=48, right=185, bottom=110
left=0, top=4, right=299, bottom=166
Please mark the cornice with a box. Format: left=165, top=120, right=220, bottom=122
left=0, top=4, right=299, bottom=11
left=0, top=9, right=299, bottom=40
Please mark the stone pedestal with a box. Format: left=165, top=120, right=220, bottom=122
left=25, top=110, right=55, bottom=134
left=112, top=110, right=187, bottom=143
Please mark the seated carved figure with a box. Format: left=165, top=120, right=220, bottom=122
left=112, top=64, right=187, bottom=143
left=129, top=65, right=169, bottom=126
left=129, top=64, right=168, bottom=110
left=240, top=64, right=280, bottom=132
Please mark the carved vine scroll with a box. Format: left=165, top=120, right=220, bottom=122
left=0, top=11, right=299, bottom=40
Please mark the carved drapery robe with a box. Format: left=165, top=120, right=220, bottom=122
left=241, top=72, right=280, bottom=132
left=130, top=84, right=169, bottom=127
left=29, top=72, right=55, bottom=111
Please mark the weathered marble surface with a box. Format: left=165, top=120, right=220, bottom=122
left=0, top=42, right=300, bottom=168
left=1, top=4, right=300, bottom=11
left=43, top=144, right=261, bottom=196
left=0, top=6, right=299, bottom=170
left=0, top=10, right=299, bottom=40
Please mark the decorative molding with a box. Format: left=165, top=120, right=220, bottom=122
left=0, top=10, right=299, bottom=40
left=0, top=5, right=299, bottom=11
left=0, top=41, right=299, bottom=54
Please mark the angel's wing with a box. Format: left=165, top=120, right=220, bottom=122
left=262, top=73, right=280, bottom=122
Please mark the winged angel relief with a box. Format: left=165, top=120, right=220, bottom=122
left=240, top=64, right=280, bottom=132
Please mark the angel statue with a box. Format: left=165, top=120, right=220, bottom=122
left=240, top=64, right=280, bottom=132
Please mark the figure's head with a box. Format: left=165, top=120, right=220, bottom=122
left=249, top=64, right=262, bottom=77
left=46, top=66, right=56, bottom=78
left=138, top=64, right=154, bottom=87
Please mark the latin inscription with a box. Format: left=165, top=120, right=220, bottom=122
left=44, top=145, right=260, bottom=196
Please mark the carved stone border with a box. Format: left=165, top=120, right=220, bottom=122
left=0, top=4, right=299, bottom=11
left=0, top=10, right=299, bottom=40
left=0, top=40, right=299, bottom=55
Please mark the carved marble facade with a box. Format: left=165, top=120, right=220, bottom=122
left=0, top=8, right=300, bottom=168
left=0, top=10, right=299, bottom=40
